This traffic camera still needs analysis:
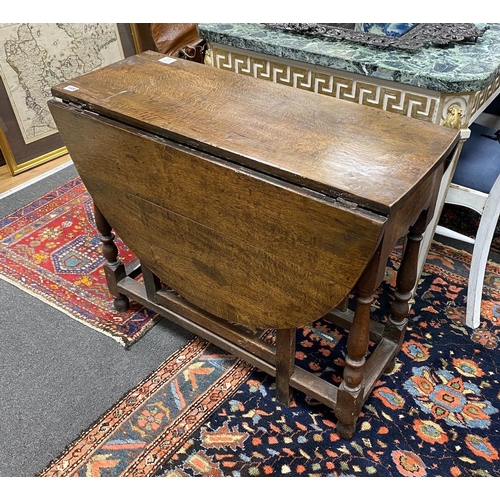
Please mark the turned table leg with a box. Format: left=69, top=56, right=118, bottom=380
left=93, top=203, right=130, bottom=312
left=383, top=209, right=429, bottom=373
left=335, top=244, right=383, bottom=439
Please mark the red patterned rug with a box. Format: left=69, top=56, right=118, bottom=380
left=0, top=177, right=159, bottom=347
left=38, top=242, right=500, bottom=477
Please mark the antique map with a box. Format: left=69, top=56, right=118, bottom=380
left=0, top=23, right=125, bottom=144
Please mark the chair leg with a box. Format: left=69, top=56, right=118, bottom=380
left=465, top=176, right=500, bottom=328
left=466, top=176, right=500, bottom=329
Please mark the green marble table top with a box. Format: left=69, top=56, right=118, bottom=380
left=199, top=23, right=500, bottom=93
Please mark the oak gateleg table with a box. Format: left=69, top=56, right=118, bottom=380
left=49, top=52, right=459, bottom=438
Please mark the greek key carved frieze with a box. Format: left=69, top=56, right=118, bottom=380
left=211, top=47, right=438, bottom=122
left=470, top=72, right=500, bottom=119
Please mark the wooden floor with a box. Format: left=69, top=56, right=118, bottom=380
left=0, top=154, right=71, bottom=196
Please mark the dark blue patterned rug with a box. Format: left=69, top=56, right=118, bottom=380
left=39, top=242, right=500, bottom=477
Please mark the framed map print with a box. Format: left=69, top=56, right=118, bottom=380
left=0, top=23, right=136, bottom=175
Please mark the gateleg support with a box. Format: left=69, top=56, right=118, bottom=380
left=275, top=327, right=296, bottom=406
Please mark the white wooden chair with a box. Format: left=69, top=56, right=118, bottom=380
left=435, top=103, right=500, bottom=329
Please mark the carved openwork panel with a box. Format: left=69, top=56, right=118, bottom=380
left=265, top=23, right=489, bottom=51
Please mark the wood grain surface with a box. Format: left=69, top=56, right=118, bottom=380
left=48, top=53, right=462, bottom=434
left=49, top=101, right=386, bottom=328
left=51, top=51, right=460, bottom=215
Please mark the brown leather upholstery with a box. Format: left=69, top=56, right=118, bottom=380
left=151, top=23, right=205, bottom=61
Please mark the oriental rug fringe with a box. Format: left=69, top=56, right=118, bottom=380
left=38, top=242, right=500, bottom=477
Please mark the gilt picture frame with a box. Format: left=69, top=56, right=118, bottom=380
left=0, top=23, right=137, bottom=175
